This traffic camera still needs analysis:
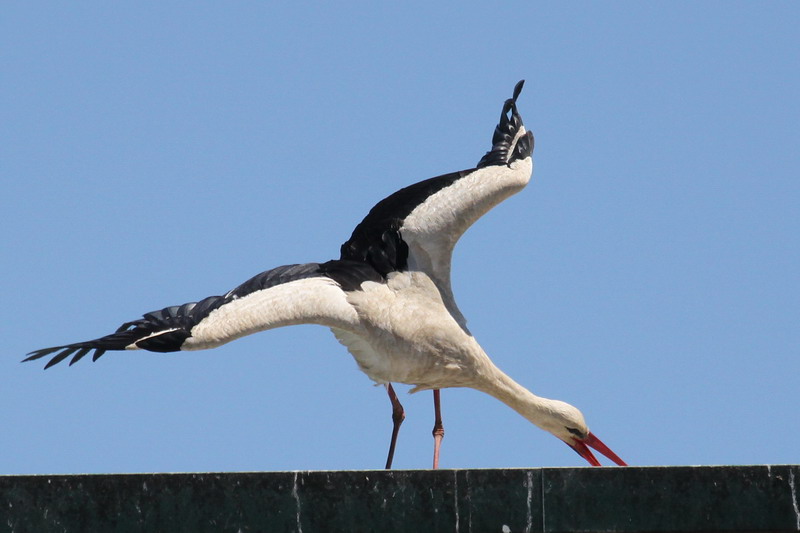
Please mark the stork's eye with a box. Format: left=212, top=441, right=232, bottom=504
left=566, top=427, right=585, bottom=438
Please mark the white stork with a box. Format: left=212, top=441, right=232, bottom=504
left=24, top=81, right=627, bottom=468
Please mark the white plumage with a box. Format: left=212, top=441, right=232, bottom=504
left=402, top=158, right=534, bottom=329
left=186, top=277, right=357, bottom=351
left=25, top=81, right=626, bottom=468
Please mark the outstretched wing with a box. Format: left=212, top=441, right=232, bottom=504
left=340, top=80, right=534, bottom=328
left=24, top=260, right=380, bottom=369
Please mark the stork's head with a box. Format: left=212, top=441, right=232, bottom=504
left=542, top=400, right=627, bottom=466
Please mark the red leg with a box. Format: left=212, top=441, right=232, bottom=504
left=432, top=389, right=444, bottom=469
left=384, top=383, right=405, bottom=469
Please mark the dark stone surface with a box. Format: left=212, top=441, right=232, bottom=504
left=542, top=465, right=800, bottom=533
left=1, top=466, right=798, bottom=532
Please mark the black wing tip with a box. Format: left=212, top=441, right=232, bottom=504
left=513, top=79, right=525, bottom=102
left=503, top=80, right=525, bottom=118
left=22, top=347, right=59, bottom=363
left=22, top=297, right=213, bottom=369
left=476, top=79, right=531, bottom=168
left=23, top=345, right=103, bottom=369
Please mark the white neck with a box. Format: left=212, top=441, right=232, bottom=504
left=472, top=357, right=567, bottom=434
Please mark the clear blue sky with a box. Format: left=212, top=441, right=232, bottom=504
left=2, top=3, right=798, bottom=474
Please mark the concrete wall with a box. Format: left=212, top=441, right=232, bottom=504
left=2, top=465, right=799, bottom=532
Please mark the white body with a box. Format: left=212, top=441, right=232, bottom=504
left=26, top=84, right=630, bottom=465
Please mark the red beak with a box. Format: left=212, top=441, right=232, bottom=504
left=569, top=431, right=627, bottom=466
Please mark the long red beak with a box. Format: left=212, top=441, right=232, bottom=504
left=569, top=431, right=627, bottom=466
